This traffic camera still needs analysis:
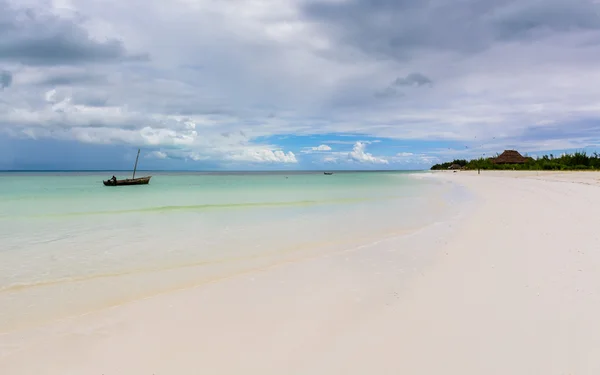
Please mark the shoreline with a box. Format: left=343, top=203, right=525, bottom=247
left=0, top=174, right=464, bottom=334
left=0, top=200, right=471, bottom=375
left=3, top=171, right=600, bottom=374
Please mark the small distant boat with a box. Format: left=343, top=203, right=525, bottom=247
left=324, top=172, right=334, bottom=175
left=103, top=149, right=152, bottom=187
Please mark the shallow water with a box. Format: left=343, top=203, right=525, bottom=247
left=0, top=171, right=467, bottom=332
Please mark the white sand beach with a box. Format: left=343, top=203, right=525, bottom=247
left=2, top=171, right=600, bottom=374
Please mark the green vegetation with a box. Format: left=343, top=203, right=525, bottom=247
left=430, top=151, right=600, bottom=171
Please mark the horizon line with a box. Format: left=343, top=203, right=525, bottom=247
left=0, top=169, right=426, bottom=173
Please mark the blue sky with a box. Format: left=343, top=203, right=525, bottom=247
left=2, top=0, right=600, bottom=170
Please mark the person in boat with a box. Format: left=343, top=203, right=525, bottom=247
left=111, top=175, right=117, bottom=184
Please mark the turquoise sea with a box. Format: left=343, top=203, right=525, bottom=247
left=0, top=171, right=464, bottom=332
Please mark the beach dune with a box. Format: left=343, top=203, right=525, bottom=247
left=2, top=171, right=600, bottom=374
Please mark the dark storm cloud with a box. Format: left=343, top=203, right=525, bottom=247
left=37, top=72, right=105, bottom=86
left=0, top=0, right=149, bottom=66
left=374, top=73, right=432, bottom=98
left=0, top=69, right=11, bottom=89
left=302, top=0, right=600, bottom=59
left=393, top=73, right=433, bottom=87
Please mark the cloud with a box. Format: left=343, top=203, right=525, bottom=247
left=305, top=141, right=389, bottom=165
left=0, top=70, right=11, bottom=89
left=326, top=140, right=381, bottom=145
left=375, top=72, right=432, bottom=98
left=348, top=142, right=388, bottom=164
left=3, top=0, right=600, bottom=168
left=148, top=150, right=167, bottom=159
left=302, top=0, right=600, bottom=60
left=227, top=149, right=298, bottom=164
left=37, top=72, right=106, bottom=86
left=1, top=88, right=298, bottom=164
left=393, top=73, right=433, bottom=87
left=374, top=86, right=403, bottom=99
left=0, top=0, right=148, bottom=66
left=312, top=144, right=332, bottom=151
left=301, top=144, right=332, bottom=153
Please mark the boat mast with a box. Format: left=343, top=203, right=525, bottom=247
left=132, top=149, right=140, bottom=179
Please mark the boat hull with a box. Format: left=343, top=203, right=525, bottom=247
left=103, top=176, right=152, bottom=186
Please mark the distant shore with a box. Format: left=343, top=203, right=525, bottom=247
left=431, top=150, right=600, bottom=171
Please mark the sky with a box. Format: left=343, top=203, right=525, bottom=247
left=2, top=0, right=600, bottom=170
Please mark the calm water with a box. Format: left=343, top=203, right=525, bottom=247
left=0, top=171, right=464, bottom=331
left=0, top=171, right=431, bottom=218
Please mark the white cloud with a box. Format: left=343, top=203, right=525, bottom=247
left=1, top=88, right=298, bottom=164
left=313, top=144, right=331, bottom=151
left=148, top=150, right=167, bottom=159
left=301, top=144, right=332, bottom=153
left=326, top=140, right=381, bottom=145
left=227, top=149, right=297, bottom=164
left=348, top=142, right=388, bottom=164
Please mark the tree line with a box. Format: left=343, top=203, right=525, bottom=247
left=430, top=151, right=600, bottom=171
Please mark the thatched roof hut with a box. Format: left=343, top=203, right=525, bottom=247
left=493, top=150, right=527, bottom=164
left=448, top=163, right=462, bottom=170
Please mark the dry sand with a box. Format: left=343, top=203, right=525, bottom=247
left=2, top=171, right=600, bottom=374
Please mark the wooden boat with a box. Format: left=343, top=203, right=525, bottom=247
left=103, top=176, right=151, bottom=186
left=324, top=172, right=334, bottom=175
left=103, top=149, right=152, bottom=187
